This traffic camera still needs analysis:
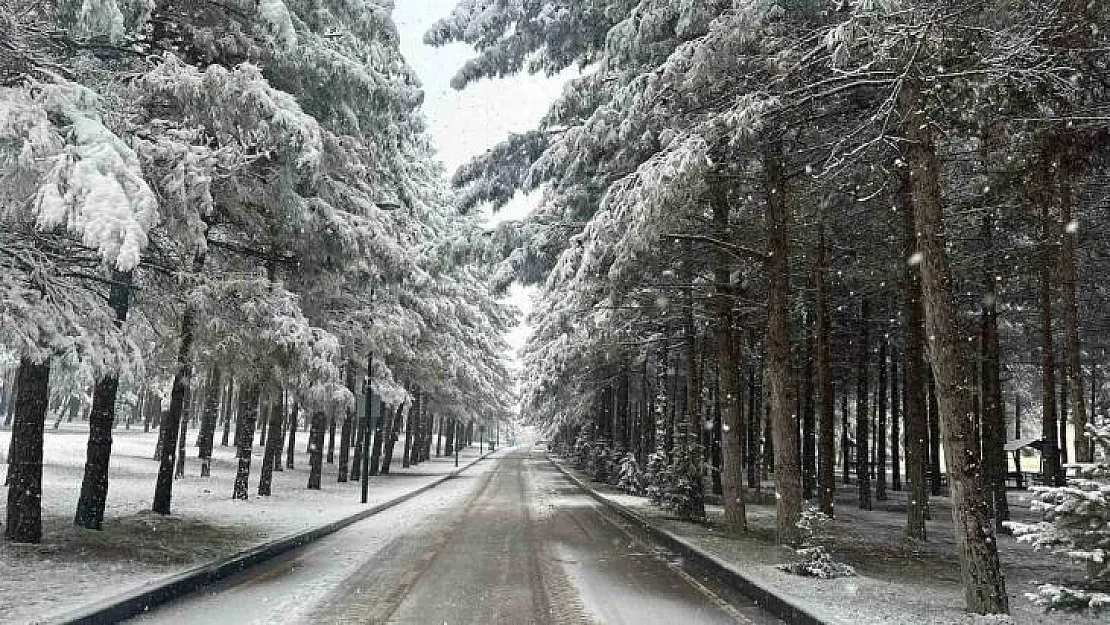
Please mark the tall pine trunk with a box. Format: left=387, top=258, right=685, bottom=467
left=763, top=139, right=801, bottom=544
left=338, top=364, right=356, bottom=482
left=232, top=383, right=261, bottom=500
left=197, top=367, right=221, bottom=478
left=75, top=271, right=132, bottom=529
left=327, top=417, right=336, bottom=464
left=5, top=359, right=50, bottom=543
left=856, top=299, right=872, bottom=510
left=979, top=214, right=1008, bottom=527
left=816, top=224, right=836, bottom=515
left=802, top=332, right=816, bottom=502
left=153, top=255, right=203, bottom=515
left=403, top=392, right=418, bottom=468
left=901, top=149, right=929, bottom=540
left=258, top=388, right=284, bottom=496
left=1039, top=158, right=1064, bottom=487
left=220, top=378, right=232, bottom=447
left=285, top=401, right=298, bottom=470
left=902, top=80, right=1007, bottom=614
left=1059, top=155, right=1088, bottom=462
left=307, top=411, right=326, bottom=490
left=876, top=335, right=888, bottom=501
left=444, top=417, right=455, bottom=456
left=368, top=398, right=386, bottom=476
left=712, top=191, right=747, bottom=531
left=891, top=350, right=901, bottom=491
left=927, top=372, right=942, bottom=496
left=676, top=253, right=705, bottom=519
left=381, top=403, right=405, bottom=474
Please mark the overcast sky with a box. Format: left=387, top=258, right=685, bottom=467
left=391, top=2, right=572, bottom=364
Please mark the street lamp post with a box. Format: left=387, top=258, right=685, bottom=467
left=361, top=199, right=399, bottom=505
left=362, top=349, right=373, bottom=504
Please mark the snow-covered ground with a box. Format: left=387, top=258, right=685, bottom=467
left=0, top=423, right=485, bottom=623
left=552, top=458, right=1095, bottom=625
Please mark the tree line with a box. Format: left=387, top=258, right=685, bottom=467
left=1, top=0, right=514, bottom=545
left=431, top=0, right=1109, bottom=616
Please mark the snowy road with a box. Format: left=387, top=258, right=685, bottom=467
left=131, top=448, right=781, bottom=624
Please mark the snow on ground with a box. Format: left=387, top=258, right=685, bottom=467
left=553, top=459, right=1098, bottom=625
left=0, top=423, right=484, bottom=623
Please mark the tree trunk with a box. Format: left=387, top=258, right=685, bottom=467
left=900, top=139, right=929, bottom=541
left=381, top=403, right=405, bottom=474
left=197, top=367, right=221, bottom=478
left=616, top=363, right=630, bottom=452
left=351, top=396, right=366, bottom=481
left=412, top=400, right=426, bottom=465
left=174, top=395, right=189, bottom=479
left=327, top=416, right=337, bottom=464
left=307, top=411, right=326, bottom=490
left=927, top=372, right=942, bottom=496
left=1040, top=178, right=1064, bottom=487
left=220, top=378, right=232, bottom=447
left=258, top=388, right=284, bottom=496
left=75, top=271, right=132, bottom=529
left=338, top=364, right=356, bottom=482
left=444, top=417, right=455, bottom=456
left=272, top=393, right=286, bottom=473
left=1060, top=381, right=1069, bottom=465
left=816, top=224, right=837, bottom=515
left=856, top=299, right=872, bottom=510
left=368, top=398, right=385, bottom=476
left=5, top=359, right=50, bottom=543
left=435, top=409, right=443, bottom=457
left=712, top=194, right=747, bottom=531
left=802, top=332, right=816, bottom=502
left=902, top=80, right=1008, bottom=613
left=232, top=383, right=261, bottom=500
left=877, top=334, right=888, bottom=501
left=153, top=255, right=203, bottom=515
left=763, top=139, right=802, bottom=545
left=403, top=392, right=418, bottom=468
left=979, top=214, right=1008, bottom=527
left=891, top=350, right=902, bottom=491
left=285, top=401, right=298, bottom=470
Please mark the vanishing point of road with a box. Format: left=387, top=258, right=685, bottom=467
left=132, top=447, right=783, bottom=625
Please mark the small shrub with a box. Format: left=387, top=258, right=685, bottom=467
left=617, top=452, right=644, bottom=495
left=779, top=506, right=855, bottom=579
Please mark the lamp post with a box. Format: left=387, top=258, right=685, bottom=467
left=361, top=347, right=373, bottom=504
left=361, top=200, right=400, bottom=505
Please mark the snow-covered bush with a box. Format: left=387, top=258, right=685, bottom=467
left=662, top=450, right=702, bottom=519
left=571, top=427, right=593, bottom=469
left=587, top=440, right=612, bottom=482
left=1007, top=424, right=1110, bottom=614
left=644, top=449, right=671, bottom=505
left=617, top=452, right=644, bottom=495
left=779, top=506, right=856, bottom=579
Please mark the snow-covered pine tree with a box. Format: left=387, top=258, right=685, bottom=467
left=1, top=0, right=159, bottom=540
left=1009, top=424, right=1110, bottom=613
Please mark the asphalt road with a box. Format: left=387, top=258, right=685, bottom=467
left=133, top=448, right=782, bottom=624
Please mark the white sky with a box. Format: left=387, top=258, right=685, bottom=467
left=391, top=1, right=570, bottom=361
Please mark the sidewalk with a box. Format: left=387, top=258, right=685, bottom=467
left=549, top=456, right=1092, bottom=625
left=0, top=425, right=490, bottom=623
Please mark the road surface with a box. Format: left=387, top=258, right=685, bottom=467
left=132, top=448, right=782, bottom=624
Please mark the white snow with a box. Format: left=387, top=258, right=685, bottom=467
left=0, top=424, right=486, bottom=622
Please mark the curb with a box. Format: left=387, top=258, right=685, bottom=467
left=547, top=455, right=837, bottom=625
left=48, top=450, right=497, bottom=625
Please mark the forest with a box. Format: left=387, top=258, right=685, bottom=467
left=0, top=0, right=513, bottom=552
left=428, top=0, right=1110, bottom=617
left=2, top=0, right=1110, bottom=623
